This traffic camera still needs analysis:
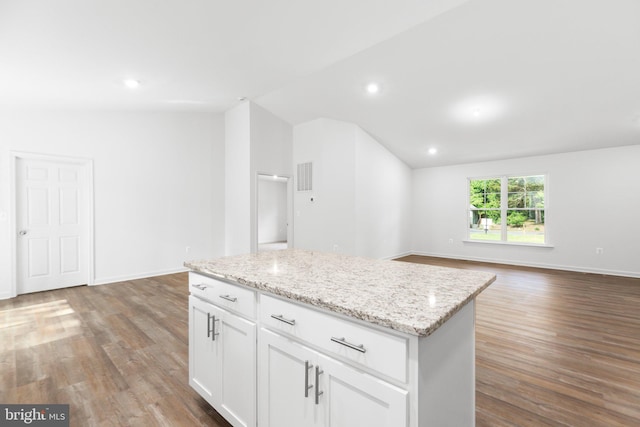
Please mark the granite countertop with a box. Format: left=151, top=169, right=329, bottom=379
left=185, top=249, right=496, bottom=337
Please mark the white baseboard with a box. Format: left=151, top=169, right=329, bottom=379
left=408, top=251, right=640, bottom=279
left=92, top=267, right=189, bottom=286
left=382, top=251, right=413, bottom=261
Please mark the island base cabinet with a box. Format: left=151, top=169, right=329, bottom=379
left=258, top=328, right=408, bottom=427
left=189, top=296, right=256, bottom=427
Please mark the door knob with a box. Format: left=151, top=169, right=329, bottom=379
left=18, top=230, right=28, bottom=236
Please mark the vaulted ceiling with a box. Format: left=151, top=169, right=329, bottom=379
left=2, top=0, right=639, bottom=167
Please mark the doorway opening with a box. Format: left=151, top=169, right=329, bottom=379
left=257, top=174, right=291, bottom=252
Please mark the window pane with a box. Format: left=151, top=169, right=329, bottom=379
left=507, top=175, right=544, bottom=208
left=506, top=209, right=545, bottom=244
left=507, top=192, right=524, bottom=208
left=507, top=177, right=525, bottom=192
left=470, top=179, right=501, bottom=209
left=469, top=210, right=502, bottom=241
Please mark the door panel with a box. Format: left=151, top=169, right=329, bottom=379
left=59, top=188, right=79, bottom=225
left=258, top=329, right=317, bottom=427
left=60, top=236, right=80, bottom=273
left=27, top=187, right=49, bottom=225
left=17, top=158, right=88, bottom=294
left=189, top=296, right=219, bottom=405
left=28, top=238, right=50, bottom=277
left=219, top=312, right=256, bottom=427
left=319, top=353, right=408, bottom=427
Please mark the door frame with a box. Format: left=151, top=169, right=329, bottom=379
left=10, top=151, right=95, bottom=297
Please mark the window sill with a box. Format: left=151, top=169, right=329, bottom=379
left=463, top=239, right=554, bottom=248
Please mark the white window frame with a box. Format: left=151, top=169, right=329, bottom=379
left=467, top=173, right=549, bottom=247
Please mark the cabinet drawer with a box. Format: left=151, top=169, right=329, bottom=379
left=189, top=272, right=256, bottom=319
left=260, top=294, right=408, bottom=382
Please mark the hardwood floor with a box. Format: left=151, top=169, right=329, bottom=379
left=398, top=255, right=640, bottom=427
left=0, top=274, right=232, bottom=427
left=1, top=259, right=639, bottom=426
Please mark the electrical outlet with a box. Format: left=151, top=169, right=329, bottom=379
left=186, top=246, right=191, bottom=254
left=595, top=247, right=604, bottom=255
left=333, top=244, right=339, bottom=252
left=448, top=238, right=454, bottom=245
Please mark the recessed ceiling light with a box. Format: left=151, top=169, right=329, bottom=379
left=366, top=83, right=380, bottom=94
left=450, top=95, right=506, bottom=123
left=123, top=79, right=140, bottom=89
left=428, top=148, right=438, bottom=155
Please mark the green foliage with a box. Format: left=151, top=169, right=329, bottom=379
left=507, top=211, right=528, bottom=228
left=470, top=176, right=545, bottom=231
left=469, top=179, right=501, bottom=209
left=470, top=179, right=501, bottom=222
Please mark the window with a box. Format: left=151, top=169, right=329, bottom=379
left=469, top=175, right=545, bottom=244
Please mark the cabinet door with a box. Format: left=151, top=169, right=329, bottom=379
left=316, top=353, right=408, bottom=427
left=190, top=296, right=256, bottom=427
left=189, top=295, right=219, bottom=406
left=258, top=328, right=319, bottom=427
left=216, top=308, right=256, bottom=427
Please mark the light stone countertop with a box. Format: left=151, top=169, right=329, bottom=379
left=185, top=249, right=496, bottom=337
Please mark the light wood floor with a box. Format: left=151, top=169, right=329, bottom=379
left=0, top=274, right=230, bottom=426
left=1, top=258, right=639, bottom=426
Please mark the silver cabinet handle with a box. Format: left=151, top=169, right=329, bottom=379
left=331, top=337, right=367, bottom=353
left=207, top=313, right=220, bottom=341
left=315, top=366, right=324, bottom=405
left=219, top=294, right=237, bottom=302
left=304, top=360, right=314, bottom=397
left=270, top=314, right=296, bottom=325
left=18, top=230, right=28, bottom=236
left=192, top=284, right=207, bottom=290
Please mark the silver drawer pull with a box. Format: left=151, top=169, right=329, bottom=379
left=304, top=360, right=314, bottom=397
left=208, top=314, right=220, bottom=341
left=315, top=366, right=324, bottom=405
left=192, top=284, right=207, bottom=290
left=331, top=337, right=367, bottom=353
left=219, top=294, right=237, bottom=302
left=270, top=314, right=296, bottom=326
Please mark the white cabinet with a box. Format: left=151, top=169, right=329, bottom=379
left=189, top=284, right=256, bottom=427
left=258, top=320, right=408, bottom=427
left=318, top=351, right=408, bottom=427
left=189, top=295, right=218, bottom=404
left=258, top=329, right=319, bottom=427
left=190, top=271, right=476, bottom=427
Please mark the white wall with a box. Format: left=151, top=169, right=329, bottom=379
left=225, top=102, right=252, bottom=256
left=293, top=118, right=412, bottom=259
left=249, top=103, right=293, bottom=251
left=258, top=178, right=287, bottom=244
left=412, top=145, right=640, bottom=277
left=293, top=118, right=357, bottom=254
left=0, top=109, right=225, bottom=298
left=225, top=101, right=293, bottom=254
left=355, top=129, right=412, bottom=259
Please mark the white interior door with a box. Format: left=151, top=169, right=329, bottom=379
left=16, top=157, right=89, bottom=294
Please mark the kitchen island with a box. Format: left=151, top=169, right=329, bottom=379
left=185, top=249, right=496, bottom=427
